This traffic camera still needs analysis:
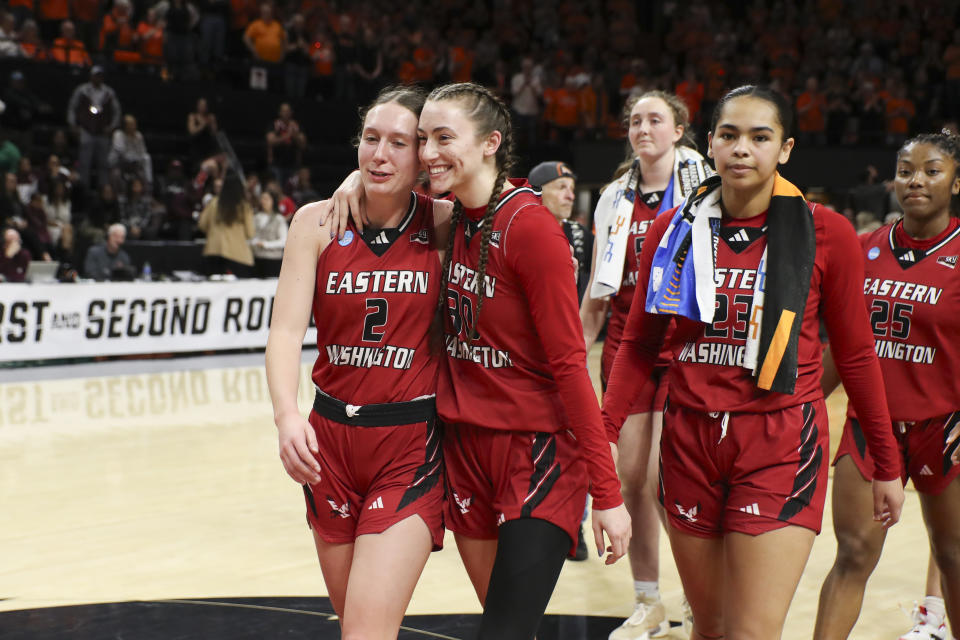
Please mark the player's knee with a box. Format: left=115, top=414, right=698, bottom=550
left=930, top=532, right=960, bottom=578
left=833, top=529, right=883, bottom=576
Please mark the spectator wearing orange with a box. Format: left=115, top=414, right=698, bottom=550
left=243, top=2, right=285, bottom=64
left=309, top=23, right=334, bottom=98
left=579, top=72, right=609, bottom=141
left=674, top=64, right=704, bottom=126
left=545, top=75, right=581, bottom=144
left=447, top=32, right=474, bottom=83
left=410, top=29, right=436, bottom=83
left=17, top=19, right=48, bottom=60
left=135, top=8, right=165, bottom=66
left=50, top=21, right=93, bottom=67
left=796, top=75, right=827, bottom=146
left=100, top=0, right=141, bottom=65
left=884, top=82, right=915, bottom=147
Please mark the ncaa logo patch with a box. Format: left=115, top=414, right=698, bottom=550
left=937, top=255, right=958, bottom=269
left=338, top=230, right=354, bottom=246
left=867, top=246, right=880, bottom=260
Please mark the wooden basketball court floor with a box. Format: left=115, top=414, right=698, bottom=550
left=0, top=347, right=935, bottom=639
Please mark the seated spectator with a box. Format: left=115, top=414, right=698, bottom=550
left=83, top=222, right=134, bottom=281
left=79, top=181, right=122, bottom=247
left=50, top=129, right=77, bottom=173
left=0, top=11, right=21, bottom=57
left=17, top=20, right=49, bottom=60
left=186, top=97, right=220, bottom=168
left=197, top=170, right=254, bottom=277
left=109, top=114, right=154, bottom=192
left=243, top=2, right=285, bottom=64
left=44, top=178, right=73, bottom=258
left=50, top=20, right=92, bottom=67
left=135, top=8, right=166, bottom=67
left=23, top=191, right=54, bottom=260
left=0, top=171, right=24, bottom=228
left=156, top=159, right=196, bottom=240
left=99, top=0, right=141, bottom=65
left=37, top=154, right=76, bottom=199
left=0, top=227, right=31, bottom=282
left=15, top=156, right=38, bottom=205
left=250, top=190, right=286, bottom=277
left=120, top=176, right=161, bottom=240
left=265, top=102, right=305, bottom=181
left=0, top=130, right=21, bottom=174
left=288, top=167, right=318, bottom=207
left=263, top=177, right=295, bottom=219
left=845, top=164, right=893, bottom=230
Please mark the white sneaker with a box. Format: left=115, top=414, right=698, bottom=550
left=681, top=595, right=693, bottom=635
left=608, top=595, right=669, bottom=640
left=899, top=604, right=947, bottom=640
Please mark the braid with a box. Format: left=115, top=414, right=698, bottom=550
left=426, top=82, right=515, bottom=343
left=470, top=164, right=508, bottom=341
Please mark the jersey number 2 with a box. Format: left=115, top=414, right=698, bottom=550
left=362, top=298, right=388, bottom=342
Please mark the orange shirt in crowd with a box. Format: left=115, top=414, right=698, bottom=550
left=100, top=12, right=141, bottom=63
left=796, top=91, right=826, bottom=133
left=546, top=86, right=580, bottom=129
left=245, top=19, right=286, bottom=63
left=885, top=97, right=915, bottom=135
left=675, top=79, right=704, bottom=124
left=449, top=45, right=473, bottom=83
left=944, top=44, right=960, bottom=80
left=50, top=37, right=92, bottom=66
left=20, top=41, right=48, bottom=60
left=9, top=0, right=34, bottom=10
left=136, top=20, right=164, bottom=62
left=412, top=45, right=435, bottom=82
left=311, top=39, right=333, bottom=77
left=38, top=0, right=68, bottom=20
left=396, top=59, right=417, bottom=85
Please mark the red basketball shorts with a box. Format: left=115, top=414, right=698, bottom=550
left=834, top=412, right=960, bottom=495
left=302, top=411, right=445, bottom=549
left=660, top=399, right=829, bottom=537
left=443, top=422, right=588, bottom=553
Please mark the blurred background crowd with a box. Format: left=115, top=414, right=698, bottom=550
left=0, top=0, right=957, bottom=280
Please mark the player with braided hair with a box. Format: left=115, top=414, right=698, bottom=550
left=814, top=131, right=960, bottom=640
left=420, top=81, right=630, bottom=639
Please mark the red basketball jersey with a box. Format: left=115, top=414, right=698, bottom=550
left=607, top=197, right=659, bottom=349
left=311, top=192, right=440, bottom=404
left=850, top=219, right=960, bottom=422
left=437, top=180, right=621, bottom=508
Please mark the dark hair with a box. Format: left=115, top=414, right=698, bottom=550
left=217, top=170, right=247, bottom=225
left=610, top=90, right=697, bottom=182
left=353, top=85, right=427, bottom=147
left=710, top=85, right=794, bottom=141
left=898, top=131, right=960, bottom=216
left=428, top=82, right=514, bottom=342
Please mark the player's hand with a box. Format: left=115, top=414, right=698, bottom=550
left=318, top=170, right=366, bottom=238
left=276, top=412, right=321, bottom=485
left=591, top=503, right=631, bottom=565
left=872, top=478, right=904, bottom=529
left=945, top=420, right=960, bottom=465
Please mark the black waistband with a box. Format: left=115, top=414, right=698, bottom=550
left=312, top=388, right=436, bottom=427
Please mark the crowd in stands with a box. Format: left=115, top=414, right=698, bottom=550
left=0, top=0, right=959, bottom=281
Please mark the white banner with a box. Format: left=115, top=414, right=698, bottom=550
left=0, top=280, right=316, bottom=362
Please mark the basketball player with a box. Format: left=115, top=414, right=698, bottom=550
left=421, top=82, right=630, bottom=640
left=582, top=90, right=712, bottom=639
left=602, top=85, right=905, bottom=639
left=814, top=132, right=960, bottom=640
left=265, top=86, right=451, bottom=638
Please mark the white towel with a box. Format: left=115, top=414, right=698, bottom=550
left=590, top=146, right=713, bottom=299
